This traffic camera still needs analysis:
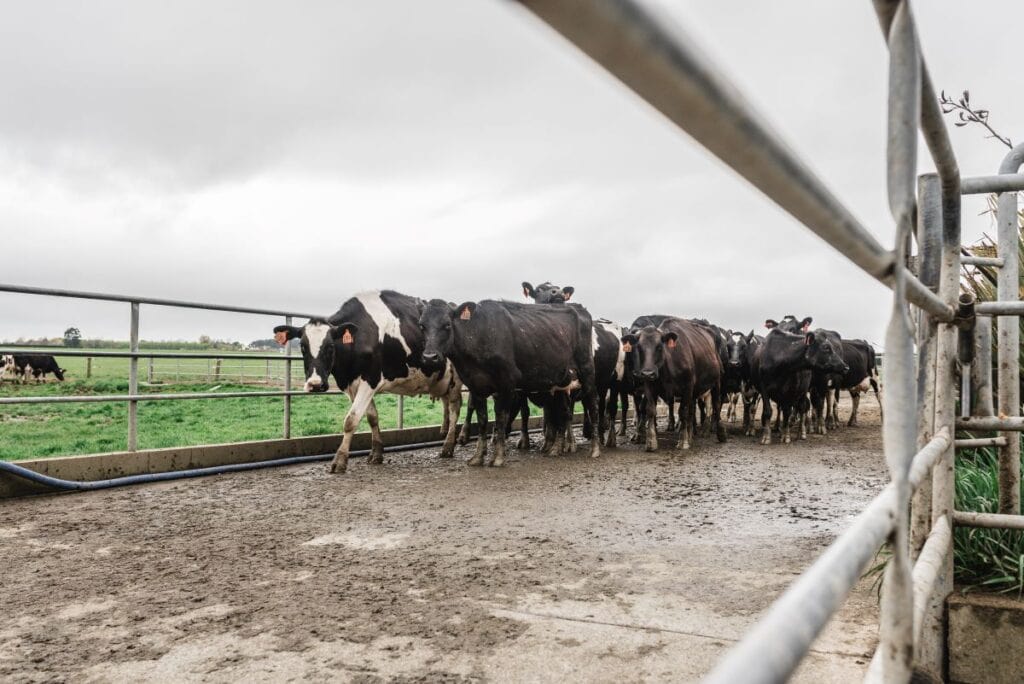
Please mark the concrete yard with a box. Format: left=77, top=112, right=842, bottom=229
left=0, top=399, right=886, bottom=682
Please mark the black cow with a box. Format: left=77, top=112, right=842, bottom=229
left=627, top=314, right=677, bottom=437
left=11, top=354, right=66, bottom=382
left=419, top=299, right=601, bottom=467
left=522, top=281, right=627, bottom=448
left=832, top=339, right=883, bottom=426
left=751, top=328, right=848, bottom=445
left=808, top=329, right=845, bottom=435
left=273, top=290, right=463, bottom=474
left=622, top=317, right=725, bottom=452
left=765, top=315, right=814, bottom=334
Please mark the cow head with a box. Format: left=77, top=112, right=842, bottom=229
left=273, top=318, right=358, bottom=393
left=726, top=331, right=746, bottom=369
left=803, top=329, right=849, bottom=375
left=766, top=315, right=813, bottom=333
left=622, top=325, right=675, bottom=382
left=522, top=281, right=574, bottom=304
left=419, top=299, right=461, bottom=369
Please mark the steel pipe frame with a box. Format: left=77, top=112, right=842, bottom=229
left=956, top=416, right=1024, bottom=431
left=960, top=255, right=1004, bottom=267
left=0, top=390, right=348, bottom=404
left=955, top=437, right=1007, bottom=449
left=960, top=173, right=1024, bottom=195
left=0, top=282, right=320, bottom=320
left=515, top=0, right=953, bottom=323
left=970, top=315, right=995, bottom=418
left=995, top=143, right=1024, bottom=513
left=953, top=510, right=1024, bottom=530
left=0, top=349, right=301, bottom=362
left=977, top=301, right=1024, bottom=315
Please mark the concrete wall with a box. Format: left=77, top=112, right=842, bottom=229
left=0, top=412, right=605, bottom=499
left=949, top=593, right=1024, bottom=684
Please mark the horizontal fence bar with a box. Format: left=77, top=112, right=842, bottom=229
left=0, top=390, right=346, bottom=404
left=903, top=269, right=955, bottom=322
left=976, top=301, right=1024, bottom=316
left=953, top=510, right=1024, bottom=531
left=960, top=255, right=1004, bottom=267
left=911, top=515, right=951, bottom=658
left=956, top=416, right=1024, bottom=431
left=0, top=283, right=320, bottom=319
left=703, top=484, right=897, bottom=684
left=955, top=437, right=1008, bottom=448
left=959, top=173, right=1024, bottom=195
left=517, top=0, right=900, bottom=287
left=909, top=429, right=952, bottom=491
left=0, top=349, right=293, bottom=362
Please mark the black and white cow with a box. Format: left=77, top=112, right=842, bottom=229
left=419, top=299, right=601, bottom=466
left=0, top=354, right=14, bottom=382
left=522, top=281, right=574, bottom=304
left=11, top=354, right=65, bottom=382
left=751, top=328, right=848, bottom=445
left=273, top=290, right=462, bottom=474
left=808, top=329, right=845, bottom=435
left=627, top=314, right=676, bottom=438
left=735, top=332, right=765, bottom=436
left=622, top=317, right=726, bottom=452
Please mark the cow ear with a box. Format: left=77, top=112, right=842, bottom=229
left=765, top=319, right=777, bottom=329
left=620, top=334, right=637, bottom=353
left=273, top=325, right=303, bottom=346
left=330, top=322, right=358, bottom=345
left=454, top=301, right=477, bottom=321
left=662, top=331, right=678, bottom=348
left=801, top=316, right=813, bottom=331
left=804, top=331, right=815, bottom=346
left=522, top=282, right=535, bottom=299
left=746, top=330, right=755, bottom=344
left=562, top=286, right=574, bottom=301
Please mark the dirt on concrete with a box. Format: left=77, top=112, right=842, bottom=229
left=0, top=398, right=887, bottom=683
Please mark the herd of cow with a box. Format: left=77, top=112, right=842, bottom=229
left=0, top=353, right=65, bottom=383
left=272, top=283, right=882, bottom=474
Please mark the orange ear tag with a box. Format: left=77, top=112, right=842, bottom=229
left=460, top=307, right=472, bottom=320
left=622, top=342, right=632, bottom=353
left=274, top=331, right=288, bottom=346
left=341, top=330, right=354, bottom=344
left=666, top=338, right=677, bottom=349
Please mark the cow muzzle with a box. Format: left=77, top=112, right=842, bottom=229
left=639, top=369, right=658, bottom=381
left=304, top=371, right=328, bottom=393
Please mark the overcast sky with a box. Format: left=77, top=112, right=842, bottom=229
left=1, top=1, right=1021, bottom=346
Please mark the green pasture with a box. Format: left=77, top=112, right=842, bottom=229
left=0, top=349, right=451, bottom=461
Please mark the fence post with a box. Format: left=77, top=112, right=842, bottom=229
left=240, top=358, right=245, bottom=384
left=214, top=358, right=222, bottom=380
left=971, top=316, right=994, bottom=417
left=86, top=357, right=92, bottom=379
left=265, top=358, right=271, bottom=384
left=207, top=358, right=212, bottom=381
left=128, top=302, right=139, bottom=452
left=284, top=315, right=292, bottom=439
left=996, top=143, right=1024, bottom=514
left=148, top=357, right=154, bottom=383
left=397, top=396, right=405, bottom=429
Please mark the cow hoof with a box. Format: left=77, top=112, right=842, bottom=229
left=328, top=462, right=347, bottom=474
left=848, top=420, right=858, bottom=427
left=467, top=454, right=484, bottom=467
left=783, top=436, right=792, bottom=444
left=679, top=442, right=691, bottom=450
left=439, top=448, right=454, bottom=459
left=717, top=428, right=727, bottom=443
left=490, top=455, right=505, bottom=467
left=760, top=436, right=771, bottom=446
left=590, top=447, right=601, bottom=459
left=604, top=434, right=616, bottom=449
left=516, top=437, right=531, bottom=450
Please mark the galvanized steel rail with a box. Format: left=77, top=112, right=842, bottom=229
left=513, top=0, right=1022, bottom=682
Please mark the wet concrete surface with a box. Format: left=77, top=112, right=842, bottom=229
left=0, top=399, right=886, bottom=682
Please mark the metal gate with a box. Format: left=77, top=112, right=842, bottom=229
left=514, top=0, right=1024, bottom=681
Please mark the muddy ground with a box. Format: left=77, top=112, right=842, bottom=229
left=1, top=398, right=887, bottom=683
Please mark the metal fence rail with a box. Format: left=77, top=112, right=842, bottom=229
left=513, top=0, right=1022, bottom=682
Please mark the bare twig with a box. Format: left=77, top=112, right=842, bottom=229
left=939, top=90, right=1013, bottom=149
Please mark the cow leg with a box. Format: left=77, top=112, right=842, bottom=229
left=713, top=384, right=727, bottom=443
left=678, top=388, right=694, bottom=450
left=563, top=399, right=578, bottom=454
left=516, top=395, right=531, bottom=450
left=364, top=399, right=385, bottom=464
left=618, top=391, right=629, bottom=436
left=583, top=387, right=601, bottom=459
left=824, top=387, right=837, bottom=431
left=329, top=382, right=377, bottom=474
left=781, top=404, right=793, bottom=444
left=439, top=385, right=462, bottom=458
left=872, top=379, right=884, bottom=423
left=811, top=389, right=825, bottom=435
left=490, top=395, right=513, bottom=467
left=644, top=388, right=659, bottom=452
left=605, top=387, right=618, bottom=448
left=468, top=395, right=489, bottom=466
left=759, top=393, right=772, bottom=445
left=458, top=398, right=474, bottom=446
left=666, top=398, right=676, bottom=433
left=848, top=390, right=861, bottom=427
left=631, top=392, right=646, bottom=443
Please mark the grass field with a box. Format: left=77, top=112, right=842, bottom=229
left=0, top=348, right=452, bottom=461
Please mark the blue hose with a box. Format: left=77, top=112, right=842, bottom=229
left=0, top=438, right=448, bottom=493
